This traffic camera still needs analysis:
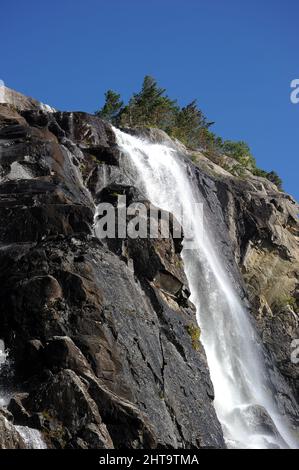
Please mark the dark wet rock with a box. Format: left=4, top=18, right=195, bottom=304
left=26, top=369, right=113, bottom=449
left=0, top=97, right=225, bottom=449
left=95, top=184, right=189, bottom=306
left=7, top=394, right=31, bottom=426
left=44, top=336, right=93, bottom=376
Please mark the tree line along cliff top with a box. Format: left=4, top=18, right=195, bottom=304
left=96, top=76, right=282, bottom=189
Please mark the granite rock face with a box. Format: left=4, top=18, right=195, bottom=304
left=189, top=149, right=299, bottom=411
left=0, top=411, right=26, bottom=449
left=0, top=91, right=225, bottom=449
left=219, top=175, right=299, bottom=404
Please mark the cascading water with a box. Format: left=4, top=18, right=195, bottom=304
left=15, top=426, right=47, bottom=450
left=113, top=127, right=298, bottom=449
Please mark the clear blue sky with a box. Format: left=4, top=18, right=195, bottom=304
left=1, top=0, right=298, bottom=200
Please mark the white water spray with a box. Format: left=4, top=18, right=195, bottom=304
left=113, top=128, right=298, bottom=449
left=15, top=426, right=47, bottom=449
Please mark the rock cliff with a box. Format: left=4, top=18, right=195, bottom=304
left=0, top=89, right=224, bottom=448
left=189, top=149, right=299, bottom=408
left=0, top=87, right=298, bottom=448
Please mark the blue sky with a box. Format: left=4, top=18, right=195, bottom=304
left=1, top=0, right=298, bottom=200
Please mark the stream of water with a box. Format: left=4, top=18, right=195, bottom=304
left=114, top=128, right=298, bottom=449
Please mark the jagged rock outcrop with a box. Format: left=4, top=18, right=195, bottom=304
left=0, top=411, right=26, bottom=449
left=0, top=90, right=225, bottom=449
left=0, top=86, right=55, bottom=112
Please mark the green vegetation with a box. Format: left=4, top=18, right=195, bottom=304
left=119, top=75, right=178, bottom=130
left=252, top=168, right=283, bottom=189
left=96, top=90, right=123, bottom=122
left=42, top=410, right=67, bottom=448
left=221, top=140, right=256, bottom=169
left=96, top=76, right=283, bottom=189
left=185, top=323, right=201, bottom=351
left=274, top=295, right=298, bottom=312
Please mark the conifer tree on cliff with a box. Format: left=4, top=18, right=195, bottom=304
left=96, top=89, right=123, bottom=122
left=119, top=75, right=178, bottom=129
left=95, top=77, right=283, bottom=189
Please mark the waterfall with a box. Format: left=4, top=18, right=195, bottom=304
left=15, top=426, right=47, bottom=450
left=113, top=127, right=298, bottom=449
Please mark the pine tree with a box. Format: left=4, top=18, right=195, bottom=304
left=171, top=100, right=210, bottom=148
left=120, top=76, right=178, bottom=129
left=265, top=171, right=283, bottom=189
left=222, top=140, right=256, bottom=168
left=96, top=90, right=123, bottom=123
